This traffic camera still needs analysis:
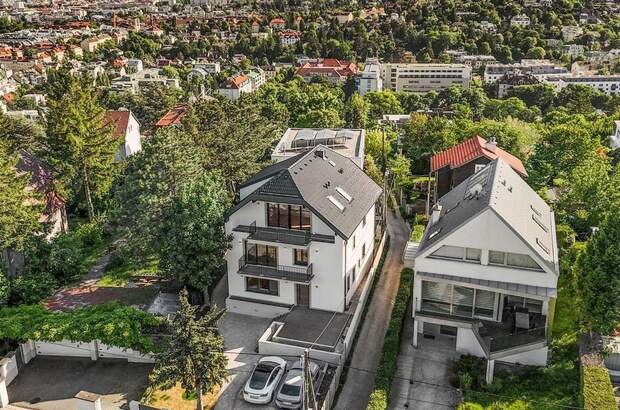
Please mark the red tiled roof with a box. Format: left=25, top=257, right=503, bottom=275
left=156, top=103, right=189, bottom=127
left=223, top=73, right=249, bottom=89
left=270, top=18, right=285, bottom=26
left=103, top=110, right=131, bottom=138
left=295, top=59, right=358, bottom=78
left=430, top=136, right=527, bottom=176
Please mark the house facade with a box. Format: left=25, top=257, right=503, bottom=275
left=103, top=110, right=142, bottom=161
left=225, top=145, right=382, bottom=318
left=381, top=63, right=472, bottom=93
left=413, top=159, right=559, bottom=379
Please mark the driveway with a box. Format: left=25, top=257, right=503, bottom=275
left=336, top=202, right=410, bottom=409
left=389, top=312, right=462, bottom=409
left=8, top=356, right=152, bottom=410
left=213, top=277, right=275, bottom=409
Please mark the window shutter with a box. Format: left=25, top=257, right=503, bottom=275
left=422, top=281, right=451, bottom=303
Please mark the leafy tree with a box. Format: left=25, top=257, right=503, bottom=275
left=344, top=93, right=369, bottom=129
left=364, top=91, right=403, bottom=121
left=389, top=154, right=412, bottom=190
left=296, top=108, right=343, bottom=128
left=42, top=76, right=118, bottom=219
left=576, top=209, right=620, bottom=334
left=0, top=269, right=8, bottom=306
left=185, top=97, right=281, bottom=192
left=0, top=143, right=42, bottom=254
left=364, top=154, right=384, bottom=186
left=508, top=83, right=557, bottom=113
left=158, top=173, right=232, bottom=290
left=150, top=289, right=228, bottom=410
left=111, top=127, right=205, bottom=259
left=0, top=111, right=45, bottom=155
left=401, top=113, right=455, bottom=174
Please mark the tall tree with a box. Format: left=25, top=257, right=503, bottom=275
left=0, top=142, right=42, bottom=254
left=576, top=210, right=620, bottom=334
left=344, top=93, right=369, bottom=129
left=43, top=76, right=118, bottom=219
left=158, top=172, right=232, bottom=290
left=111, top=127, right=205, bottom=259
left=150, top=289, right=228, bottom=410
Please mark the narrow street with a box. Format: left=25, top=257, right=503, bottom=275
left=336, top=203, right=410, bottom=409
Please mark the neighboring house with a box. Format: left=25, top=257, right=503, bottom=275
left=269, top=18, right=286, bottom=30
left=510, top=14, right=531, bottom=27
left=497, top=73, right=539, bottom=98
left=545, top=75, right=620, bottom=95
left=610, top=120, right=620, bottom=149
left=413, top=159, right=559, bottom=383
left=271, top=128, right=365, bottom=169
left=224, top=145, right=382, bottom=317
left=279, top=29, right=301, bottom=46
left=430, top=136, right=527, bottom=202
left=247, top=66, right=266, bottom=90
left=381, top=63, right=472, bottom=93
left=155, top=103, right=189, bottom=128
left=484, top=59, right=569, bottom=83
left=103, top=110, right=142, bottom=161
left=109, top=68, right=180, bottom=94
left=356, top=58, right=383, bottom=95
left=295, top=58, right=358, bottom=84
left=217, top=72, right=252, bottom=100
left=2, top=152, right=68, bottom=277
left=561, top=25, right=583, bottom=42
left=80, top=34, right=112, bottom=53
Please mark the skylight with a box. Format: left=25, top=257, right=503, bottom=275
left=532, top=214, right=549, bottom=233
left=536, top=238, right=550, bottom=254
left=327, top=195, right=345, bottom=211
left=429, top=228, right=441, bottom=239
left=336, top=186, right=352, bottom=203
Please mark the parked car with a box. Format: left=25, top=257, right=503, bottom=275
left=243, top=356, right=287, bottom=404
left=275, top=359, right=320, bottom=409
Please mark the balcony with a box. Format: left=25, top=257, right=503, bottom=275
left=234, top=222, right=335, bottom=246
left=238, top=256, right=314, bottom=283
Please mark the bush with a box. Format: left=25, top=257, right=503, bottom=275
left=410, top=224, right=425, bottom=242
left=73, top=221, right=104, bottom=247
left=0, top=272, right=9, bottom=307
left=9, top=272, right=58, bottom=305
left=367, top=268, right=414, bottom=409
left=47, top=237, right=84, bottom=284
left=451, top=355, right=486, bottom=390
left=582, top=364, right=616, bottom=410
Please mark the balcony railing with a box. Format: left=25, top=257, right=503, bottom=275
left=238, top=256, right=314, bottom=283
left=234, top=222, right=335, bottom=245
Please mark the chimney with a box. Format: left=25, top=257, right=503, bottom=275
left=485, top=137, right=497, bottom=153
left=430, top=204, right=443, bottom=225
left=315, top=149, right=326, bottom=159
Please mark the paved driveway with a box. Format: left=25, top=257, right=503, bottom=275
left=336, top=202, right=410, bottom=409
left=8, top=356, right=152, bottom=410
left=389, top=314, right=462, bottom=409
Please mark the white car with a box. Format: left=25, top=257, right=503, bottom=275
left=243, top=356, right=287, bottom=404
left=275, top=360, right=320, bottom=409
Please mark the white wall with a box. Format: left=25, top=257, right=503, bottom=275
left=35, top=340, right=95, bottom=359
left=415, top=209, right=557, bottom=289
left=499, top=346, right=548, bottom=366
left=124, top=114, right=142, bottom=157
left=456, top=328, right=487, bottom=357
left=344, top=205, right=376, bottom=306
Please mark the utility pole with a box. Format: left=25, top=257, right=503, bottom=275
left=302, top=349, right=316, bottom=410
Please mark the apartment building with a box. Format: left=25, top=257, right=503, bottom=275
left=545, top=75, right=620, bottom=95
left=413, top=159, right=559, bottom=382
left=225, top=145, right=382, bottom=317
left=295, top=58, right=358, bottom=84
left=109, top=68, right=180, bottom=94
left=483, top=59, right=569, bottom=83
left=271, top=128, right=365, bottom=169
left=381, top=63, right=472, bottom=93
left=356, top=58, right=383, bottom=95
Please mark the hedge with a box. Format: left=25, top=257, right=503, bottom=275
left=582, top=364, right=616, bottom=410
left=367, top=268, right=414, bottom=410
left=0, top=302, right=164, bottom=353
left=410, top=224, right=425, bottom=242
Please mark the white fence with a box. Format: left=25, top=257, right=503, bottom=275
left=28, top=340, right=154, bottom=363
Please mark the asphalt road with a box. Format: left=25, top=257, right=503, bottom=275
left=335, top=203, right=410, bottom=409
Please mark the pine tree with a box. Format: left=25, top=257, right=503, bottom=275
left=43, top=75, right=118, bottom=220
left=150, top=289, right=228, bottom=410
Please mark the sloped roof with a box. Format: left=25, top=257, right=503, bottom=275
left=418, top=159, right=557, bottom=273
left=155, top=103, right=189, bottom=127
left=103, top=110, right=131, bottom=138
left=229, top=145, right=382, bottom=239
left=430, top=136, right=527, bottom=176
left=17, top=151, right=65, bottom=212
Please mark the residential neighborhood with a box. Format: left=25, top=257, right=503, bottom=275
left=0, top=0, right=620, bottom=409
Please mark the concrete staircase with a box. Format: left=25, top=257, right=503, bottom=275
left=403, top=241, right=419, bottom=268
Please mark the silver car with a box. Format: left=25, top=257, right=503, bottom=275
left=275, top=360, right=320, bottom=409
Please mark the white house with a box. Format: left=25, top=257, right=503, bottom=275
left=103, top=110, right=142, bottom=161
left=217, top=73, right=252, bottom=100
left=412, top=159, right=559, bottom=382
left=545, top=75, right=620, bottom=95
left=356, top=58, right=383, bottom=95
left=610, top=120, right=620, bottom=149
left=224, top=145, right=382, bottom=317
left=510, top=14, right=531, bottom=27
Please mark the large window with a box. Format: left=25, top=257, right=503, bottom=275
left=421, top=280, right=498, bottom=319
left=293, top=248, right=308, bottom=266
left=246, top=277, right=279, bottom=296
left=431, top=245, right=481, bottom=263
left=489, top=250, right=543, bottom=271
left=246, top=243, right=277, bottom=266
left=267, top=203, right=311, bottom=231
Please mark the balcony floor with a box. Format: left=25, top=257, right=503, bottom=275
left=239, top=263, right=313, bottom=283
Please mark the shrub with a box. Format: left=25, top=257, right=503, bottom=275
left=9, top=272, right=58, bottom=305
left=452, top=355, right=486, bottom=390
left=582, top=364, right=616, bottom=410
left=74, top=220, right=104, bottom=247
left=367, top=268, right=414, bottom=409
left=410, top=224, right=425, bottom=242
left=0, top=272, right=9, bottom=307
left=47, top=237, right=84, bottom=284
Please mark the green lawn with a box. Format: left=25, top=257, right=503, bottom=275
left=459, top=269, right=581, bottom=409
left=97, top=256, right=159, bottom=287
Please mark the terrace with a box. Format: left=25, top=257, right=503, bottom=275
left=238, top=256, right=314, bottom=283
left=234, top=221, right=335, bottom=246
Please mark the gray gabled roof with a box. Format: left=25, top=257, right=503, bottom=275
left=417, top=159, right=558, bottom=273
left=228, top=145, right=382, bottom=239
